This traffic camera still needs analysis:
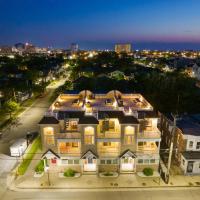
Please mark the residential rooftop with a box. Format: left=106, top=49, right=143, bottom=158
left=48, top=90, right=153, bottom=116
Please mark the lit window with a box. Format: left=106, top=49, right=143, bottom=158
left=84, top=127, right=94, bottom=145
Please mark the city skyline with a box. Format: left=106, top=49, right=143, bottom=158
left=1, top=0, right=200, bottom=50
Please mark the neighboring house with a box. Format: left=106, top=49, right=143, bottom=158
left=193, top=64, right=200, bottom=80
left=160, top=114, right=200, bottom=175
left=39, top=90, right=161, bottom=175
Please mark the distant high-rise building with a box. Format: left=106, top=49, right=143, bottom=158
left=115, top=43, right=132, bottom=53
left=24, top=43, right=36, bottom=53
left=70, top=43, right=79, bottom=52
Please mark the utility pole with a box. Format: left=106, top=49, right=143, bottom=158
left=167, top=114, right=177, bottom=182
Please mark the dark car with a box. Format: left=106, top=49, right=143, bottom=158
left=26, top=131, right=39, bottom=145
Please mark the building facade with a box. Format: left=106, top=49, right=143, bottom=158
left=160, top=114, right=200, bottom=175
left=115, top=44, right=132, bottom=54
left=39, top=90, right=161, bottom=174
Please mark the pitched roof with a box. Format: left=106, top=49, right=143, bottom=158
left=38, top=116, right=59, bottom=124
left=81, top=150, right=98, bottom=159
left=119, top=115, right=139, bottom=124
left=98, top=111, right=123, bottom=119
left=98, top=111, right=139, bottom=124
left=79, top=116, right=99, bottom=124
left=120, top=149, right=137, bottom=158
left=41, top=149, right=60, bottom=159
left=177, top=117, right=200, bottom=136
left=58, top=111, right=84, bottom=120
left=138, top=111, right=159, bottom=119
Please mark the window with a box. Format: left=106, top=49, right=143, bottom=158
left=124, top=135, right=134, bottom=145
left=84, top=127, right=94, bottom=145
left=74, top=160, right=80, bottom=165
left=144, top=159, right=149, bottom=164
left=107, top=160, right=112, bottom=164
left=144, top=119, right=152, bottom=131
left=45, top=136, right=55, bottom=145
left=196, top=142, right=200, bottom=150
left=100, top=160, right=106, bottom=164
left=103, top=142, right=111, bottom=146
left=72, top=142, right=78, bottom=147
left=138, top=159, right=143, bottom=164
left=100, top=159, right=118, bottom=165
left=61, top=159, right=68, bottom=164
left=85, top=136, right=94, bottom=145
left=150, top=159, right=156, bottom=164
left=101, top=120, right=115, bottom=132
left=125, top=126, right=135, bottom=135
left=189, top=141, right=193, bottom=148
left=68, top=160, right=73, bottom=164
left=61, top=159, right=80, bottom=165
left=113, top=159, right=118, bottom=164
left=66, top=120, right=78, bottom=131
left=44, top=127, right=54, bottom=135
left=124, top=126, right=135, bottom=144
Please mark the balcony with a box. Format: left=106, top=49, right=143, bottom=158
left=137, top=141, right=160, bottom=153
left=56, top=132, right=81, bottom=139
left=137, top=128, right=161, bottom=140
left=97, top=142, right=120, bottom=157
left=58, top=142, right=81, bottom=157
left=97, top=131, right=120, bottom=139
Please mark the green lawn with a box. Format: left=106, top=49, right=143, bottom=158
left=18, top=136, right=41, bottom=175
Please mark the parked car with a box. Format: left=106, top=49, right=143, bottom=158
left=26, top=131, right=39, bottom=145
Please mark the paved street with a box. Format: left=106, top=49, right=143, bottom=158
left=1, top=188, right=200, bottom=200
left=0, top=78, right=66, bottom=199
left=0, top=78, right=66, bottom=155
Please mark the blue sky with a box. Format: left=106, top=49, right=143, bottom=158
left=0, top=0, right=200, bottom=50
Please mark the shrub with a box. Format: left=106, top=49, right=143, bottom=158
left=35, top=160, right=44, bottom=174
left=64, top=168, right=76, bottom=177
left=143, top=168, right=153, bottom=176
left=104, top=172, right=113, bottom=176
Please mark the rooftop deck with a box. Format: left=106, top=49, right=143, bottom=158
left=50, top=91, right=153, bottom=113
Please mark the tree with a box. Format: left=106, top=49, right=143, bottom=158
left=4, top=100, right=20, bottom=119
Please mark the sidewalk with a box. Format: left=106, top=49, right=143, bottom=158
left=11, top=172, right=200, bottom=190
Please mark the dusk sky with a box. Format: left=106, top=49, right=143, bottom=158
left=0, top=0, right=200, bottom=50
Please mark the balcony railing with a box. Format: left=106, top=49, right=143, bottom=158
left=138, top=129, right=161, bottom=139
left=56, top=132, right=81, bottom=139
left=137, top=146, right=159, bottom=153
left=97, top=149, right=120, bottom=157
left=97, top=131, right=120, bottom=139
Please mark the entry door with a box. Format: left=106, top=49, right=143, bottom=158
left=121, top=157, right=134, bottom=171
left=187, top=161, right=194, bottom=173
left=83, top=158, right=96, bottom=172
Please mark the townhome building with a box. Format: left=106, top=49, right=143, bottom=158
left=160, top=114, right=200, bottom=175
left=39, top=90, right=161, bottom=174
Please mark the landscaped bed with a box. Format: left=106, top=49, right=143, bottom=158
left=17, top=136, right=41, bottom=175
left=99, top=172, right=118, bottom=178
left=59, top=168, right=81, bottom=178
left=34, top=159, right=45, bottom=177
